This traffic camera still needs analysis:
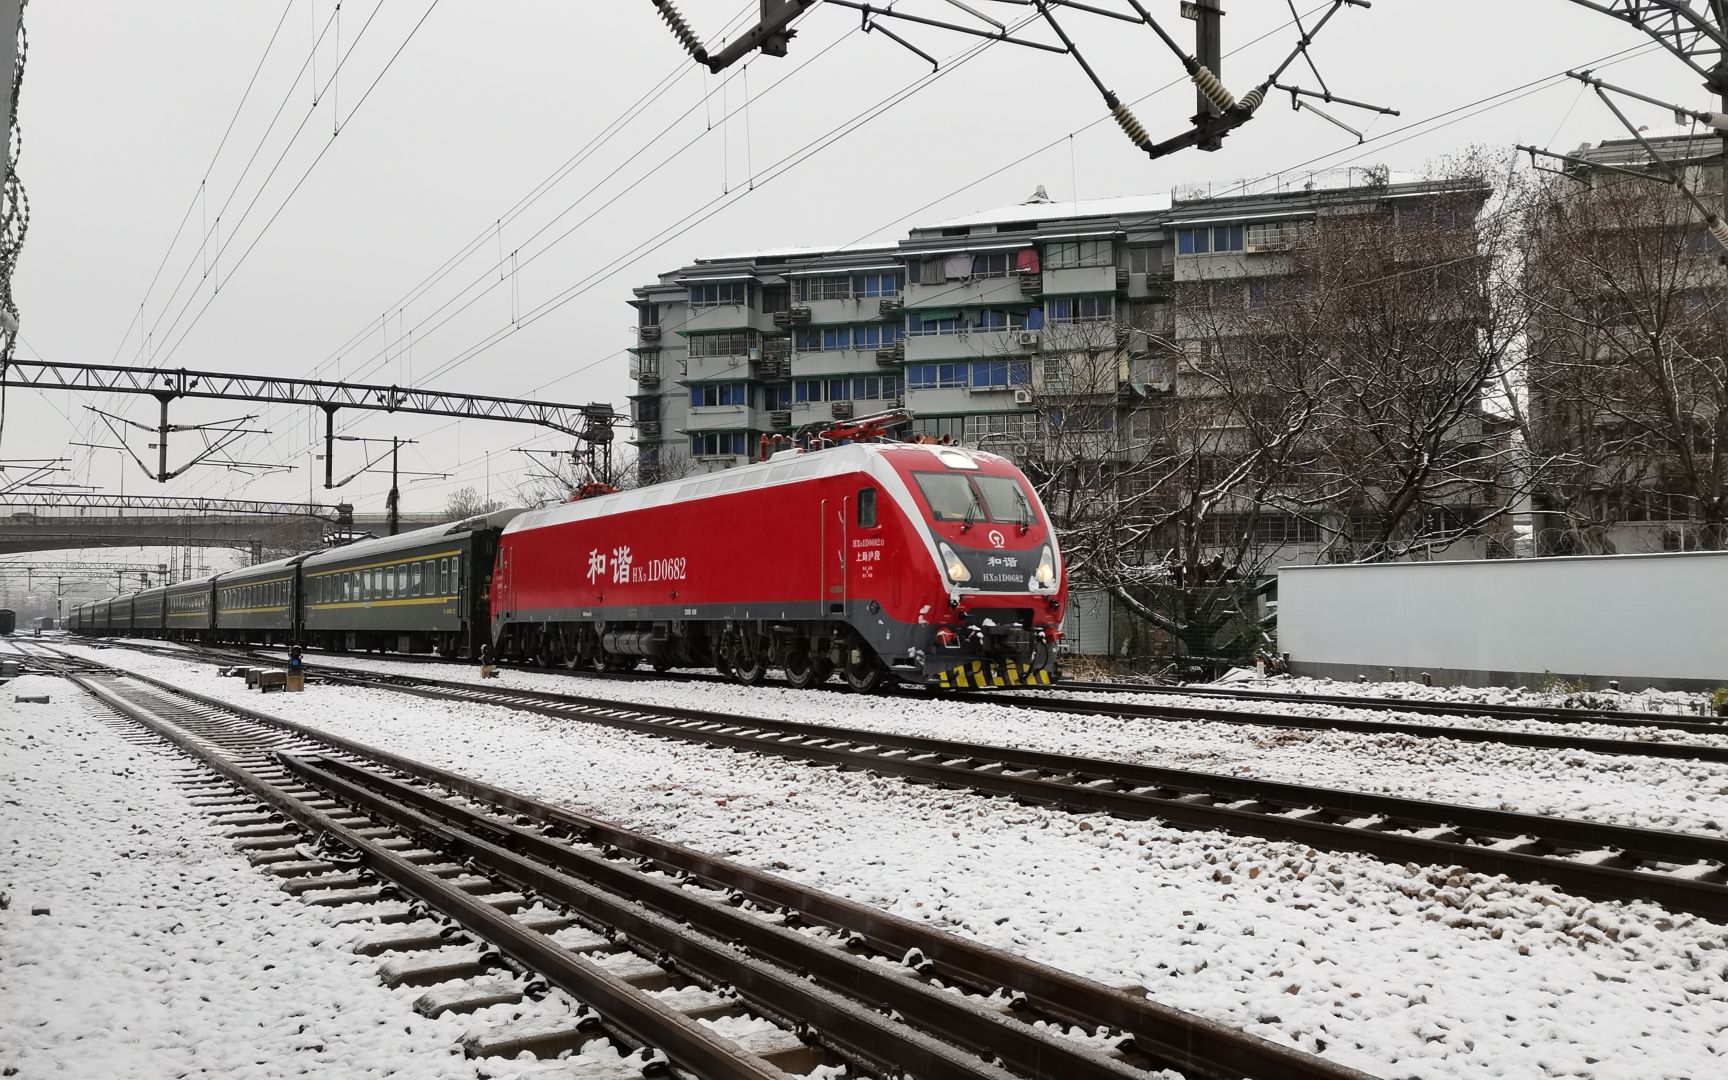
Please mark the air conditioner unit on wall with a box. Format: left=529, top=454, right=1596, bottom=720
left=1015, top=330, right=1040, bottom=347
left=1013, top=388, right=1035, bottom=405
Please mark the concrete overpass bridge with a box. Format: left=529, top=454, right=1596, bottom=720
left=0, top=495, right=451, bottom=560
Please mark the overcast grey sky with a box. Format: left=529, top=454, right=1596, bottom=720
left=6, top=0, right=1711, bottom=519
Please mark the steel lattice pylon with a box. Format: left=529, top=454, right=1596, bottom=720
left=1564, top=1, right=1728, bottom=87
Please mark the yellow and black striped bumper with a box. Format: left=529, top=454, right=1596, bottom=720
left=932, top=658, right=1053, bottom=689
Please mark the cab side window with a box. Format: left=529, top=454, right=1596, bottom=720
left=857, top=487, right=877, bottom=528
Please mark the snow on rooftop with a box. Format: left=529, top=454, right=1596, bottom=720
left=921, top=192, right=1174, bottom=230
left=700, top=237, right=901, bottom=264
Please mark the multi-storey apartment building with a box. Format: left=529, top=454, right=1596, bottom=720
left=632, top=175, right=1498, bottom=540
left=1527, top=129, right=1726, bottom=555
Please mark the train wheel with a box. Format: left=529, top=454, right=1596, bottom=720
left=783, top=649, right=830, bottom=689
left=650, top=657, right=674, bottom=673
left=843, top=655, right=890, bottom=694
left=731, top=650, right=767, bottom=685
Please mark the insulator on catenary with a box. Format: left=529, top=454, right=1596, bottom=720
left=653, top=0, right=707, bottom=62
left=1708, top=217, right=1728, bottom=253
left=1191, top=65, right=1235, bottom=111
left=1112, top=102, right=1151, bottom=150
left=1236, top=86, right=1265, bottom=113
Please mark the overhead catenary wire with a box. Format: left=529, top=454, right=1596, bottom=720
left=183, top=1, right=767, bottom=501
left=147, top=0, right=433, bottom=371
left=249, top=11, right=1044, bottom=502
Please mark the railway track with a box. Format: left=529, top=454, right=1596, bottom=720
left=32, top=644, right=1367, bottom=1080
left=969, top=689, right=1728, bottom=764
left=81, top=639, right=1728, bottom=923
left=1057, top=679, right=1723, bottom=731
left=97, top=636, right=1728, bottom=762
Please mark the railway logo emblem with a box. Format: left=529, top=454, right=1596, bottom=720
left=987, top=529, right=1006, bottom=549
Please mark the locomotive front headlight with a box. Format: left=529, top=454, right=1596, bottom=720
left=1033, top=546, right=1056, bottom=589
left=939, top=543, right=971, bottom=583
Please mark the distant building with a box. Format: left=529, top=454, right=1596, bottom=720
left=1526, top=129, right=1726, bottom=555
left=627, top=172, right=1502, bottom=569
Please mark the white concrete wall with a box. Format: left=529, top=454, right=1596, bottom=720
left=1278, top=551, right=1728, bottom=689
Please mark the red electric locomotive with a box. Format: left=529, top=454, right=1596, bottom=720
left=491, top=425, right=1066, bottom=691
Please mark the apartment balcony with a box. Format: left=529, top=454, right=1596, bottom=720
left=1039, top=266, right=1121, bottom=295
left=685, top=304, right=779, bottom=334
left=790, top=297, right=900, bottom=326
left=789, top=347, right=894, bottom=377
left=904, top=275, right=1028, bottom=311
left=906, top=384, right=1027, bottom=416
left=903, top=327, right=1028, bottom=363
left=685, top=353, right=765, bottom=382
left=684, top=404, right=754, bottom=430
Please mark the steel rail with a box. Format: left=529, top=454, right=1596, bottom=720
left=42, top=644, right=1372, bottom=1080
left=284, top=753, right=1151, bottom=1080
left=65, top=672, right=793, bottom=1080
left=975, top=691, right=1728, bottom=763
left=1056, top=679, right=1723, bottom=733
left=154, top=636, right=1725, bottom=746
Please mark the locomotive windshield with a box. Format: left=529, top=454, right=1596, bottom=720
left=973, top=475, right=1034, bottom=526
left=913, top=471, right=1039, bottom=527
left=914, top=472, right=983, bottom=522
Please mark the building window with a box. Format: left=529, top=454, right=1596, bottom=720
left=907, top=312, right=960, bottom=335
left=852, top=324, right=902, bottom=350
left=637, top=303, right=659, bottom=327
left=689, top=281, right=747, bottom=307
left=1045, top=295, right=1111, bottom=322
left=906, top=363, right=968, bottom=390
left=1177, top=225, right=1245, bottom=255
left=1126, top=244, right=1161, bottom=275
left=691, top=432, right=749, bottom=457
left=973, top=308, right=1028, bottom=330
left=688, top=331, right=756, bottom=358
left=761, top=285, right=790, bottom=314
left=853, top=374, right=901, bottom=400
left=690, top=382, right=749, bottom=407
left=853, top=272, right=904, bottom=297
left=971, top=252, right=1012, bottom=278
left=1045, top=239, right=1114, bottom=269
left=1246, top=221, right=1301, bottom=248
left=969, top=360, right=1027, bottom=389
left=906, top=363, right=1020, bottom=391
left=962, top=412, right=1040, bottom=444
left=795, top=275, right=852, bottom=301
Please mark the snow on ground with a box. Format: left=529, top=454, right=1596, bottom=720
left=0, top=673, right=615, bottom=1080
left=206, top=645, right=1728, bottom=839
left=1205, top=671, right=1717, bottom=717
left=55, top=644, right=1728, bottom=1079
